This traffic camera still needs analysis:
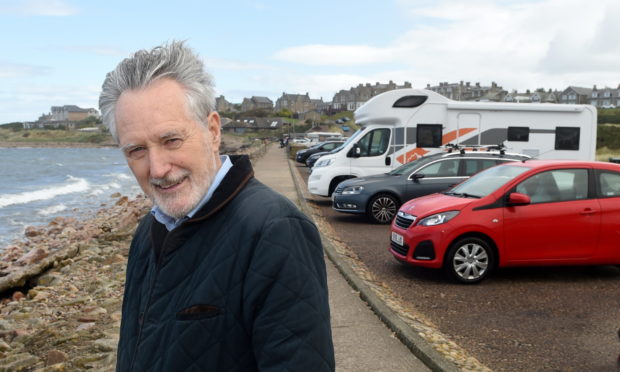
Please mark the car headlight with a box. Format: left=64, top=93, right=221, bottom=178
left=314, top=158, right=333, bottom=168
left=342, top=185, right=364, bottom=195
left=418, top=211, right=459, bottom=226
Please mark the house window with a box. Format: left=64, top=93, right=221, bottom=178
left=555, top=127, right=580, bottom=151
left=507, top=126, right=530, bottom=141
left=416, top=124, right=443, bottom=148
left=592, top=92, right=598, bottom=98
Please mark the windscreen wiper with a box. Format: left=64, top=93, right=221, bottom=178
left=443, top=191, right=481, bottom=198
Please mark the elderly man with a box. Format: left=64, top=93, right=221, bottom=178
left=99, top=41, right=334, bottom=372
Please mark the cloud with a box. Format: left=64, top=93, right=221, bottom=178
left=0, top=83, right=99, bottom=123
left=0, top=0, right=78, bottom=16
left=273, top=45, right=396, bottom=66
left=271, top=0, right=620, bottom=92
left=203, top=57, right=269, bottom=71
left=61, top=46, right=127, bottom=56
left=0, top=63, right=52, bottom=79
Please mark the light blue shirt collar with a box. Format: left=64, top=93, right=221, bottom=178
left=151, top=155, right=233, bottom=231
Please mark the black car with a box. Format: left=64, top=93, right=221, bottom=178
left=306, top=143, right=347, bottom=168
left=332, top=149, right=530, bottom=223
left=295, top=141, right=344, bottom=164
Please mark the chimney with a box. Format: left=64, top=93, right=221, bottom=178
left=593, top=85, right=597, bottom=90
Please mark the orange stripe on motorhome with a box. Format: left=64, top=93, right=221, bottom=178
left=396, top=127, right=477, bottom=164
left=442, top=127, right=476, bottom=144
left=396, top=148, right=429, bottom=164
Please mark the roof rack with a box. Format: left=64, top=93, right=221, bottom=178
left=442, top=143, right=507, bottom=155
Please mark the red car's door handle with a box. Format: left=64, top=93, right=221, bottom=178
left=580, top=208, right=597, bottom=215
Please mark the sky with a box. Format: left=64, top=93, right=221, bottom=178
left=0, top=0, right=619, bottom=124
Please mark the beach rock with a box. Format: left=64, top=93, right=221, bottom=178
left=1, top=246, right=25, bottom=261
left=16, top=248, right=48, bottom=266
left=36, top=272, right=62, bottom=287
left=24, top=226, right=42, bottom=238
left=115, top=196, right=129, bottom=206
left=11, top=291, right=25, bottom=301
left=76, top=322, right=96, bottom=331
left=45, top=350, right=68, bottom=366
left=0, top=339, right=10, bottom=351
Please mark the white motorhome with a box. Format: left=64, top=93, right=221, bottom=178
left=308, top=89, right=597, bottom=196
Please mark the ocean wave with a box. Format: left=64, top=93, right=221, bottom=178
left=38, top=204, right=68, bottom=215
left=0, top=177, right=90, bottom=209
left=88, top=180, right=122, bottom=197
left=103, top=173, right=133, bottom=180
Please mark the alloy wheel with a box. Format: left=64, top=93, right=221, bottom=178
left=369, top=195, right=398, bottom=224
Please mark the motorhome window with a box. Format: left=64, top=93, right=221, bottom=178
left=357, top=128, right=390, bottom=157
left=507, top=126, right=530, bottom=141
left=555, top=127, right=580, bottom=150
left=416, top=124, right=442, bottom=148
left=392, top=95, right=428, bottom=108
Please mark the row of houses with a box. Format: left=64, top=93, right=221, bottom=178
left=426, top=81, right=620, bottom=108
left=218, top=81, right=620, bottom=120
left=21, top=80, right=619, bottom=130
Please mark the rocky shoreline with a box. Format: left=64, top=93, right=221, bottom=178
left=0, top=194, right=150, bottom=371
left=0, top=142, right=268, bottom=371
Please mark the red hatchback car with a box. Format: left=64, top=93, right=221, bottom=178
left=390, top=160, right=620, bottom=283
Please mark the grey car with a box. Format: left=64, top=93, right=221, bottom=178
left=332, top=150, right=530, bottom=223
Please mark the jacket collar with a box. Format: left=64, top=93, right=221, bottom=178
left=187, top=154, right=254, bottom=223
left=149, top=154, right=254, bottom=260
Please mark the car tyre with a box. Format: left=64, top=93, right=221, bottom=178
left=445, top=237, right=494, bottom=284
left=367, top=194, right=399, bottom=224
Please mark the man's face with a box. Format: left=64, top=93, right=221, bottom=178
left=115, top=78, right=222, bottom=219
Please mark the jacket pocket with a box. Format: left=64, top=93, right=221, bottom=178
left=176, top=304, right=221, bottom=321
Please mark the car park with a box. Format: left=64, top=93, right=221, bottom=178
left=295, top=140, right=344, bottom=164
left=390, top=160, right=620, bottom=283
left=333, top=148, right=529, bottom=223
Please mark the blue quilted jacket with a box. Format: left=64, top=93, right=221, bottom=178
left=116, top=155, right=335, bottom=371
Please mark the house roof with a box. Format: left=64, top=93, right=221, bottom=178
left=52, top=105, right=95, bottom=113
left=252, top=96, right=273, bottom=104
left=565, top=86, right=592, bottom=95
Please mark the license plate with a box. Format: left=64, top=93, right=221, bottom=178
left=391, top=231, right=404, bottom=246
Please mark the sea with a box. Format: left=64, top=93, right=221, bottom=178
left=0, top=147, right=142, bottom=252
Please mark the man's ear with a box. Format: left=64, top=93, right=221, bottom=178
left=207, top=111, right=221, bottom=151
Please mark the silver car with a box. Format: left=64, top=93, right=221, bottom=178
left=332, top=150, right=530, bottom=223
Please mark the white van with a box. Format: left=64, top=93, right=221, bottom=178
left=308, top=89, right=597, bottom=196
left=305, top=132, right=344, bottom=144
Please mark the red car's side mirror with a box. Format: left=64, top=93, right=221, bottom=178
left=507, top=192, right=531, bottom=206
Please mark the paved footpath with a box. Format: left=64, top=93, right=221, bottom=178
left=253, top=144, right=432, bottom=372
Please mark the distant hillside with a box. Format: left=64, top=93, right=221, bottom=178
left=0, top=128, right=115, bottom=146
